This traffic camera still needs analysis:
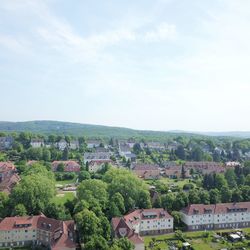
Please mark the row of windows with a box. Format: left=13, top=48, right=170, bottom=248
left=141, top=219, right=171, bottom=224
left=191, top=212, right=249, bottom=219
left=4, top=229, right=36, bottom=233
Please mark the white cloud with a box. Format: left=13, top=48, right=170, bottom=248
left=144, top=23, right=176, bottom=42
left=0, top=35, right=29, bottom=53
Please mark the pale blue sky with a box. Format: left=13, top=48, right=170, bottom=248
left=1, top=0, right=250, bottom=131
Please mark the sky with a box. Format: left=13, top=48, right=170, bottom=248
left=0, top=0, right=250, bottom=132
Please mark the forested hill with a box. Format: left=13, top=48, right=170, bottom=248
left=0, top=120, right=249, bottom=139
left=0, top=120, right=200, bottom=139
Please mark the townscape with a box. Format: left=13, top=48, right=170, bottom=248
left=1, top=127, right=250, bottom=250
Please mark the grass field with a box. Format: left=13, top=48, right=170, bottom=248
left=159, top=177, right=192, bottom=188
left=55, top=177, right=77, bottom=185
left=52, top=192, right=75, bottom=205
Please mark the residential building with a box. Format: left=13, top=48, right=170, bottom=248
left=69, top=140, right=79, bottom=150
left=57, top=139, right=68, bottom=151
left=88, top=160, right=113, bottom=173
left=180, top=202, right=250, bottom=231
left=166, top=142, right=179, bottom=151
left=0, top=214, right=77, bottom=250
left=0, top=162, right=20, bottom=194
left=83, top=152, right=111, bottom=164
left=30, top=139, right=44, bottom=148
left=146, top=142, right=165, bottom=150
left=51, top=161, right=81, bottom=172
left=119, top=144, right=131, bottom=155
left=165, top=165, right=191, bottom=179
left=87, top=139, right=102, bottom=149
left=0, top=136, right=13, bottom=150
left=119, top=144, right=136, bottom=162
left=94, top=147, right=110, bottom=153
left=132, top=164, right=161, bottom=180
left=184, top=161, right=227, bottom=175
left=112, top=208, right=173, bottom=249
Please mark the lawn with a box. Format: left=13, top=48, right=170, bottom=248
left=55, top=177, right=77, bottom=185
left=52, top=192, right=75, bottom=205
left=159, top=177, right=192, bottom=188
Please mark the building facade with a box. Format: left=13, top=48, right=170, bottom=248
left=0, top=214, right=77, bottom=250
left=0, top=137, right=13, bottom=151
left=132, top=164, right=161, bottom=180
left=180, top=202, right=250, bottom=231
left=83, top=152, right=111, bottom=164
left=51, top=161, right=81, bottom=172
left=112, top=208, right=173, bottom=250
left=0, top=162, right=20, bottom=194
left=30, top=139, right=44, bottom=148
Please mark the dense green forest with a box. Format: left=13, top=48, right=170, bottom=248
left=1, top=120, right=250, bottom=140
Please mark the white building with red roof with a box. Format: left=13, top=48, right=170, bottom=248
left=0, top=214, right=77, bottom=249
left=112, top=208, right=173, bottom=250
left=180, top=202, right=250, bottom=231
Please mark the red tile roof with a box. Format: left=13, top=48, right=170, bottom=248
left=0, top=162, right=20, bottom=194
left=52, top=161, right=80, bottom=172
left=181, top=202, right=250, bottom=215
left=181, top=204, right=215, bottom=215
left=132, top=164, right=161, bottom=179
left=0, top=162, right=16, bottom=173
left=184, top=161, right=227, bottom=174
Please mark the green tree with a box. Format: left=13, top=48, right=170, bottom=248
left=199, top=190, right=210, bottom=204
left=78, top=170, right=91, bottom=182
left=162, top=193, right=175, bottom=211
left=42, top=148, right=51, bottom=161
left=77, top=179, right=108, bottom=209
left=110, top=193, right=125, bottom=215
left=44, top=202, right=71, bottom=220
left=112, top=238, right=135, bottom=250
left=231, top=188, right=242, bottom=202
left=175, top=145, right=186, bottom=160
left=191, top=147, right=203, bottom=161
left=18, top=132, right=31, bottom=148
left=103, top=168, right=151, bottom=211
left=173, top=192, right=189, bottom=210
left=188, top=189, right=200, bottom=204
left=214, top=174, right=227, bottom=190
left=225, top=169, right=237, bottom=188
left=0, top=192, right=9, bottom=217
left=209, top=189, right=221, bottom=204
left=75, top=209, right=101, bottom=243
left=137, top=189, right=152, bottom=209
left=84, top=235, right=109, bottom=250
left=12, top=204, right=27, bottom=216
left=57, top=163, right=65, bottom=172
left=221, top=185, right=232, bottom=202
left=171, top=211, right=182, bottom=229
left=62, top=148, right=69, bottom=160
left=10, top=174, right=55, bottom=214
left=26, top=147, right=43, bottom=160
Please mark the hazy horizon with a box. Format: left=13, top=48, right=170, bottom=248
left=1, top=120, right=250, bottom=134
left=1, top=0, right=250, bottom=131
